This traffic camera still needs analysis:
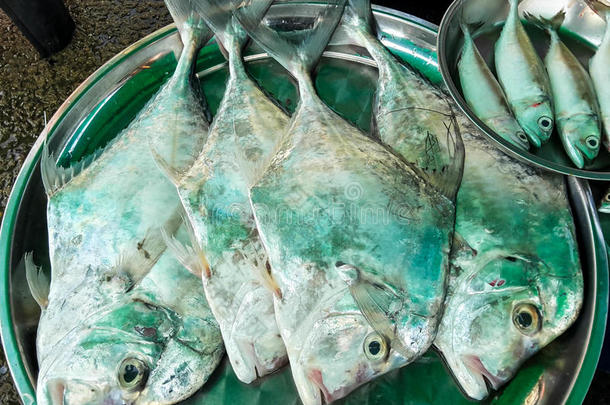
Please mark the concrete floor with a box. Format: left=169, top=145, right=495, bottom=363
left=0, top=1, right=608, bottom=404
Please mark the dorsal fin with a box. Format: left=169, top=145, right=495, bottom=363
left=162, top=215, right=211, bottom=279
left=24, top=253, right=49, bottom=310
left=234, top=0, right=347, bottom=78
left=40, top=141, right=107, bottom=198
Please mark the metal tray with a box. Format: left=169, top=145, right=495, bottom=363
left=438, top=0, right=610, bottom=180
left=0, top=3, right=607, bottom=404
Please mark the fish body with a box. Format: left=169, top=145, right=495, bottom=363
left=434, top=127, right=583, bottom=400
left=34, top=4, right=223, bottom=403
left=495, top=0, right=554, bottom=147
left=458, top=22, right=529, bottom=150
left=588, top=2, right=610, bottom=150
left=238, top=1, right=462, bottom=403
left=154, top=1, right=290, bottom=383
left=528, top=11, right=601, bottom=168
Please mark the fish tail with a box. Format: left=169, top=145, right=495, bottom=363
left=24, top=253, right=49, bottom=310
left=165, top=0, right=213, bottom=49
left=234, top=0, right=347, bottom=77
left=344, top=0, right=373, bottom=33
left=192, top=0, right=262, bottom=58
left=524, top=10, right=566, bottom=34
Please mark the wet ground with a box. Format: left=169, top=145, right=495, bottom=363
left=0, top=0, right=608, bottom=404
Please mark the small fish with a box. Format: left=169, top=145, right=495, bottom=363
left=458, top=18, right=529, bottom=150
left=526, top=10, right=601, bottom=168
left=434, top=128, right=583, bottom=400
left=598, top=187, right=610, bottom=213
left=238, top=0, right=462, bottom=402
left=33, top=1, right=223, bottom=402
left=495, top=0, right=554, bottom=147
left=151, top=0, right=289, bottom=383
left=586, top=0, right=610, bottom=150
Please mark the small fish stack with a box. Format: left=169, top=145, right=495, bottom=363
left=28, top=0, right=584, bottom=404
left=457, top=0, right=609, bottom=170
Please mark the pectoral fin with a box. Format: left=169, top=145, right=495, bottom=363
left=24, top=253, right=49, bottom=310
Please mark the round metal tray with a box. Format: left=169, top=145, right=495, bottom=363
left=0, top=3, right=607, bottom=404
left=438, top=0, right=610, bottom=180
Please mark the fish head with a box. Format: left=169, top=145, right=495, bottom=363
left=435, top=251, right=582, bottom=400
left=516, top=100, right=554, bottom=147
left=487, top=115, right=530, bottom=150
left=293, top=310, right=408, bottom=404
left=559, top=114, right=601, bottom=168
left=36, top=298, right=223, bottom=405
left=599, top=189, right=610, bottom=214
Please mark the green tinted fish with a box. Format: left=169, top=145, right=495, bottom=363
left=526, top=10, right=601, bottom=168
left=586, top=0, right=610, bottom=150
left=237, top=0, right=463, bottom=403
left=434, top=127, right=583, bottom=400
left=495, top=0, right=554, bottom=147
left=150, top=0, right=289, bottom=384
left=32, top=2, right=223, bottom=403
left=458, top=19, right=529, bottom=150
left=598, top=187, right=610, bottom=213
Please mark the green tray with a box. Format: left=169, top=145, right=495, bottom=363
left=0, top=3, right=607, bottom=404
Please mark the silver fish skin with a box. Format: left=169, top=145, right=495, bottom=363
left=495, top=0, right=554, bottom=147
left=151, top=0, right=289, bottom=384
left=598, top=186, right=610, bottom=214
left=587, top=1, right=610, bottom=150
left=434, top=126, right=583, bottom=400
left=34, top=2, right=223, bottom=403
left=526, top=11, right=601, bottom=168
left=458, top=21, right=529, bottom=150
left=238, top=1, right=462, bottom=403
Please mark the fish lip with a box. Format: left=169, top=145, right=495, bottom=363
left=461, top=354, right=504, bottom=391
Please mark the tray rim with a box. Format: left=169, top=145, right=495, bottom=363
left=0, top=4, right=606, bottom=404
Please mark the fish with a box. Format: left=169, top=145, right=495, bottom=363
left=495, top=0, right=554, bottom=147
left=150, top=0, right=289, bottom=384
left=457, top=17, right=529, bottom=150
left=526, top=10, right=601, bottom=168
left=598, top=186, right=610, bottom=214
left=237, top=0, right=463, bottom=403
left=586, top=0, right=610, bottom=150
left=32, top=0, right=224, bottom=402
left=434, top=127, right=583, bottom=400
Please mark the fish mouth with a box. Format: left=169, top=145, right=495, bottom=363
left=462, top=355, right=504, bottom=392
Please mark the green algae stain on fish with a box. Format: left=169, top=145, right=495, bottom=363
left=526, top=11, right=601, bottom=169
left=495, top=0, right=554, bottom=147
left=434, top=127, right=583, bottom=400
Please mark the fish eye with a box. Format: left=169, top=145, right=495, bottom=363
left=585, top=136, right=599, bottom=150
left=512, top=304, right=541, bottom=336
left=604, top=193, right=610, bottom=202
left=118, top=357, right=149, bottom=391
left=537, top=116, right=553, bottom=131
left=363, top=332, right=388, bottom=361
left=517, top=131, right=528, bottom=143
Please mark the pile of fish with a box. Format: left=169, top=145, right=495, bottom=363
left=458, top=0, right=609, bottom=169
left=26, top=0, right=584, bottom=403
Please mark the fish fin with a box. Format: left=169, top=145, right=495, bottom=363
left=239, top=239, right=282, bottom=299
left=452, top=232, right=477, bottom=256
left=40, top=141, right=106, bottom=197
left=161, top=222, right=210, bottom=279
left=166, top=214, right=211, bottom=279
left=116, top=209, right=183, bottom=287
left=148, top=143, right=186, bottom=186
left=523, top=10, right=566, bottom=33
left=165, top=0, right=213, bottom=48
left=336, top=263, right=413, bottom=358
left=234, top=0, right=347, bottom=76
left=584, top=0, right=610, bottom=20
left=24, top=253, right=49, bottom=310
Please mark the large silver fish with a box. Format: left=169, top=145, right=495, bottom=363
left=526, top=10, right=601, bottom=168
left=31, top=2, right=223, bottom=403
left=495, top=0, right=554, bottom=147
left=458, top=18, right=529, bottom=150
left=151, top=0, right=289, bottom=384
left=237, top=0, right=463, bottom=403
left=586, top=0, right=610, bottom=150
left=434, top=126, right=583, bottom=400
